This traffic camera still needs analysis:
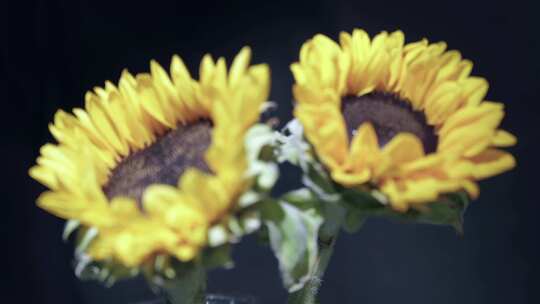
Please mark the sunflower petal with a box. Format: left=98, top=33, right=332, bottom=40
left=491, top=129, right=517, bottom=147
left=229, top=46, right=252, bottom=87
left=382, top=133, right=425, bottom=165
left=468, top=149, right=516, bottom=179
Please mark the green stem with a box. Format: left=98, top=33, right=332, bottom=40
left=287, top=202, right=343, bottom=304
left=162, top=261, right=207, bottom=304
left=287, top=234, right=337, bottom=304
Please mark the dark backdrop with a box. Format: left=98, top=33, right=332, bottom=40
left=2, top=0, right=539, bottom=303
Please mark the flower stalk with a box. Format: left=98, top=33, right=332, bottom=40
left=287, top=235, right=336, bottom=304
left=286, top=203, right=344, bottom=304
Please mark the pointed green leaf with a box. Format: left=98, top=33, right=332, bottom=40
left=341, top=188, right=470, bottom=233
left=159, top=260, right=206, bottom=304
left=201, top=245, right=233, bottom=270
left=261, top=199, right=323, bottom=292
left=342, top=208, right=366, bottom=233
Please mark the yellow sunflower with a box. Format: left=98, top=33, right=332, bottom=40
left=29, top=47, right=270, bottom=267
left=291, top=29, right=516, bottom=212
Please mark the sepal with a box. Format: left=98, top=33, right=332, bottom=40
left=62, top=219, right=80, bottom=241
left=72, top=228, right=139, bottom=286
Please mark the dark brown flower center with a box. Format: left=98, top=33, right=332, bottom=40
left=341, top=92, right=438, bottom=153
left=103, top=120, right=212, bottom=206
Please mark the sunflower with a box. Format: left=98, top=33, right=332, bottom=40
left=29, top=47, right=270, bottom=267
left=291, top=29, right=516, bottom=212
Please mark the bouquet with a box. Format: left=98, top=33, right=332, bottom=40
left=30, top=28, right=516, bottom=304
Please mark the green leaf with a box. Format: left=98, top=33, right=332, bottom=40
left=282, top=188, right=322, bottom=211
left=341, top=188, right=470, bottom=233
left=261, top=199, right=323, bottom=292
left=415, top=191, right=470, bottom=233
left=342, top=208, right=366, bottom=234
left=158, top=260, right=206, bottom=304
left=302, top=164, right=338, bottom=201
left=200, top=245, right=233, bottom=270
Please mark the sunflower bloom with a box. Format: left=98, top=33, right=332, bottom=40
left=291, top=29, right=516, bottom=211
left=30, top=47, right=270, bottom=267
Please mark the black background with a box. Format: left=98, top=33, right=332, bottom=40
left=2, top=0, right=539, bottom=303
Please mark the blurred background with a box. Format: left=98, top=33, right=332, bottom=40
left=2, top=0, right=539, bottom=303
